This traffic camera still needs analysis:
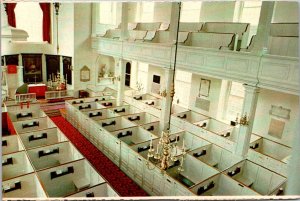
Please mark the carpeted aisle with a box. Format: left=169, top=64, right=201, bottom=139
left=50, top=115, right=148, bottom=197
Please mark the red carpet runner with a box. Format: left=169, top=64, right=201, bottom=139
left=50, top=116, right=148, bottom=197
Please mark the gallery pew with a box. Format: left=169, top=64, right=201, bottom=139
left=2, top=135, right=24, bottom=155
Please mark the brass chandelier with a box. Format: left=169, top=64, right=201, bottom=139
left=145, top=2, right=184, bottom=172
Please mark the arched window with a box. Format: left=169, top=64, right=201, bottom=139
left=15, top=2, right=43, bottom=42
left=140, top=2, right=154, bottom=22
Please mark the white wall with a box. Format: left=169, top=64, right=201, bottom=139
left=272, top=2, right=299, bottom=23
left=200, top=1, right=237, bottom=22
left=127, top=2, right=138, bottom=23
left=147, top=65, right=165, bottom=94
left=74, top=3, right=98, bottom=92
left=189, top=73, right=222, bottom=118
left=252, top=89, right=299, bottom=147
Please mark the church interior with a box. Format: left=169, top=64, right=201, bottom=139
left=1, top=1, right=300, bottom=199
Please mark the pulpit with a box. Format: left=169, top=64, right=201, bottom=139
left=28, top=84, right=47, bottom=98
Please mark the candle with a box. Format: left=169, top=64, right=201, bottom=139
left=150, top=136, right=153, bottom=148
left=182, top=139, right=185, bottom=152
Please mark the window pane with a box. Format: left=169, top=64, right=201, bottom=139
left=180, top=1, right=202, bottom=22
left=15, top=2, right=43, bottom=42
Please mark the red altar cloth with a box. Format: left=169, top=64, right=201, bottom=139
left=28, top=84, right=47, bottom=98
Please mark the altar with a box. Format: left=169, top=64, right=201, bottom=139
left=28, top=84, right=47, bottom=98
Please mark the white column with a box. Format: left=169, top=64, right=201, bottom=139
left=18, top=54, right=23, bottom=66
left=41, top=54, right=47, bottom=83
left=251, top=1, right=275, bottom=54
left=116, top=58, right=125, bottom=106
left=286, top=115, right=300, bottom=195
left=17, top=66, right=24, bottom=86
left=120, top=2, right=128, bottom=41
left=234, top=84, right=260, bottom=157
left=168, top=2, right=180, bottom=42
left=91, top=3, right=98, bottom=37
left=160, top=69, right=174, bottom=131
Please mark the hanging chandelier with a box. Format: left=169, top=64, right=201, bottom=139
left=53, top=3, right=61, bottom=54
left=145, top=2, right=183, bottom=172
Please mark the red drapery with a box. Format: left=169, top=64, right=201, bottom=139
left=6, top=3, right=17, bottom=27
left=39, top=3, right=51, bottom=43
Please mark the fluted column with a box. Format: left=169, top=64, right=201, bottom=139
left=160, top=68, right=174, bottom=131
left=116, top=58, right=125, bottom=106
left=234, top=84, right=260, bottom=157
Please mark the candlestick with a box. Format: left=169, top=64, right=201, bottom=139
left=150, top=136, right=153, bottom=148
left=182, top=139, right=185, bottom=152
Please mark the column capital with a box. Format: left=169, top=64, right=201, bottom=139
left=243, top=84, right=260, bottom=93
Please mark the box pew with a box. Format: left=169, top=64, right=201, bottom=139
left=123, top=112, right=159, bottom=125
left=19, top=127, right=68, bottom=149
left=2, top=135, right=24, bottom=155
left=2, top=151, right=34, bottom=181
left=201, top=22, right=250, bottom=48
left=141, top=122, right=183, bottom=137
left=171, top=104, right=190, bottom=114
left=95, top=116, right=136, bottom=132
left=148, top=31, right=189, bottom=44
left=172, top=110, right=210, bottom=127
left=183, top=32, right=237, bottom=50
left=108, top=105, right=143, bottom=116
left=172, top=131, right=210, bottom=154
left=135, top=22, right=161, bottom=31
left=190, top=174, right=260, bottom=196
left=98, top=99, right=123, bottom=108
left=2, top=173, right=47, bottom=198
left=73, top=102, right=105, bottom=112
left=102, top=87, right=117, bottom=97
left=13, top=117, right=54, bottom=134
left=166, top=155, right=219, bottom=188
left=27, top=141, right=84, bottom=171
left=67, top=183, right=119, bottom=197
left=189, top=144, right=242, bottom=171
left=248, top=137, right=291, bottom=176
left=223, top=160, right=286, bottom=195
left=132, top=93, right=159, bottom=101
left=141, top=99, right=162, bottom=110
left=179, top=22, right=203, bottom=32
left=84, top=108, right=120, bottom=121
left=117, top=22, right=137, bottom=30
left=37, top=159, right=106, bottom=197
left=5, top=102, right=41, bottom=112
left=103, top=29, right=121, bottom=39
left=111, top=126, right=158, bottom=146
left=8, top=109, right=46, bottom=122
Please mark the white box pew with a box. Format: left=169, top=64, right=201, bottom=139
left=67, top=183, right=119, bottom=197
left=189, top=144, right=242, bottom=171
left=117, top=22, right=137, bottom=30
left=111, top=126, right=158, bottom=146
left=179, top=22, right=203, bottom=32
left=37, top=159, right=106, bottom=197
left=270, top=23, right=299, bottom=37
left=183, top=32, right=236, bottom=50
left=13, top=117, right=54, bottom=134
left=122, top=112, right=159, bottom=125
left=223, top=160, right=286, bottom=195
left=135, top=22, right=161, bottom=31
left=2, top=135, right=24, bottom=155
left=171, top=104, right=190, bottom=114
left=250, top=133, right=262, bottom=143
left=2, top=173, right=47, bottom=198
left=190, top=174, right=260, bottom=196
left=84, top=108, right=120, bottom=121
left=102, top=87, right=117, bottom=96
left=132, top=93, right=159, bottom=101
left=267, top=36, right=298, bottom=57
left=103, top=29, right=121, bottom=39
left=201, top=22, right=250, bottom=48
left=19, top=127, right=68, bottom=149
left=141, top=122, right=183, bottom=137
left=141, top=99, right=162, bottom=110
left=73, top=102, right=105, bottom=112
left=249, top=137, right=292, bottom=163
left=108, top=105, right=143, bottom=116
left=166, top=155, right=220, bottom=188
left=27, top=141, right=84, bottom=171
left=170, top=131, right=210, bottom=154
left=95, top=116, right=136, bottom=132
left=172, top=110, right=210, bottom=127
left=148, top=31, right=189, bottom=44
left=171, top=113, right=236, bottom=152
left=97, top=99, right=123, bottom=108
left=8, top=106, right=46, bottom=122
left=269, top=181, right=286, bottom=196
left=248, top=137, right=291, bottom=176
left=5, top=102, right=41, bottom=112
left=2, top=151, right=34, bottom=181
